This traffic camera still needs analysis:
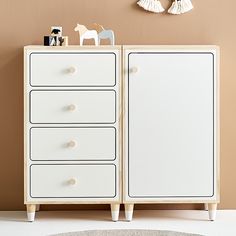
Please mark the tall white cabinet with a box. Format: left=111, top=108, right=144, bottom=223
left=123, top=46, right=219, bottom=221
left=24, top=46, right=121, bottom=222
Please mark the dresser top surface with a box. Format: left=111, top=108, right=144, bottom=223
left=24, top=45, right=219, bottom=51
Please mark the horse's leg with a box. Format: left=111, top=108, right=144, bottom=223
left=80, top=36, right=82, bottom=46
left=80, top=35, right=84, bottom=46
left=108, top=36, right=112, bottom=45
left=98, top=35, right=101, bottom=45
left=94, top=34, right=98, bottom=46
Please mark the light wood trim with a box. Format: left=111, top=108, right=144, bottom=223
left=122, top=45, right=126, bottom=204
left=24, top=45, right=219, bottom=51
left=24, top=45, right=121, bottom=50
left=125, top=203, right=134, bottom=211
left=25, top=45, right=219, bottom=50
left=36, top=204, right=40, bottom=211
left=24, top=48, right=28, bottom=204
left=123, top=200, right=219, bottom=204
left=26, top=204, right=36, bottom=213
left=25, top=201, right=121, bottom=204
left=118, top=46, right=123, bottom=204
left=208, top=203, right=217, bottom=221
left=24, top=200, right=218, bottom=204
left=110, top=203, right=120, bottom=221
left=208, top=203, right=217, bottom=211
left=125, top=203, right=134, bottom=221
left=111, top=203, right=120, bottom=211
left=122, top=45, right=219, bottom=50
left=216, top=46, right=220, bottom=203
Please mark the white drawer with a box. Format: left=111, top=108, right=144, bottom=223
left=30, top=127, right=116, bottom=161
left=30, top=90, right=116, bottom=124
left=30, top=53, right=116, bottom=87
left=30, top=165, right=116, bottom=198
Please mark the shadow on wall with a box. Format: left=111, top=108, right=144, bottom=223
left=32, top=203, right=204, bottom=211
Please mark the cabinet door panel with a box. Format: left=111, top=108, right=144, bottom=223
left=128, top=52, right=214, bottom=198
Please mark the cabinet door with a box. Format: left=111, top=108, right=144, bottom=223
left=126, top=51, right=216, bottom=199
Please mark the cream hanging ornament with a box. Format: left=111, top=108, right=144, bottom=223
left=137, top=0, right=165, bottom=13
left=168, top=0, right=193, bottom=15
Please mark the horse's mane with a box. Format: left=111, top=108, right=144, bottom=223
left=93, top=23, right=105, bottom=33
left=75, top=24, right=88, bottom=35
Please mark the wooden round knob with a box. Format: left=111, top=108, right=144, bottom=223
left=68, top=66, right=77, bottom=74
left=67, top=104, right=77, bottom=111
left=68, top=178, right=77, bottom=186
left=130, top=67, right=138, bottom=74
left=67, top=140, right=77, bottom=148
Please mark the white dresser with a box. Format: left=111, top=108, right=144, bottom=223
left=123, top=46, right=220, bottom=221
left=24, top=46, right=121, bottom=221
left=24, top=45, right=219, bottom=222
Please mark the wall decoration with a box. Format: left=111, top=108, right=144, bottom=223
left=137, top=0, right=165, bottom=13
left=137, top=0, right=193, bottom=14
left=168, top=0, right=193, bottom=14
left=74, top=23, right=98, bottom=46
left=92, top=23, right=115, bottom=45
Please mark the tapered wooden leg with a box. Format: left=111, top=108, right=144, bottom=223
left=204, top=203, right=208, bottom=211
left=110, top=204, right=120, bottom=222
left=26, top=204, right=36, bottom=222
left=36, top=204, right=40, bottom=212
left=208, top=203, right=217, bottom=221
left=125, top=204, right=134, bottom=221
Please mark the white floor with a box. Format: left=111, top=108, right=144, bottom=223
left=0, top=210, right=235, bottom=236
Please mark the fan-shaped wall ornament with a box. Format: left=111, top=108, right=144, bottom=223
left=137, top=0, right=165, bottom=13
left=137, top=0, right=194, bottom=14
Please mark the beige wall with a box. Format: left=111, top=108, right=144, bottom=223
left=0, top=0, right=235, bottom=210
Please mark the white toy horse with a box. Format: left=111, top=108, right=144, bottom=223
left=74, top=23, right=98, bottom=46
left=92, top=23, right=115, bottom=45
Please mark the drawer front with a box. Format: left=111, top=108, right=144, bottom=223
left=30, top=165, right=116, bottom=198
left=30, top=127, right=116, bottom=161
left=30, top=53, right=116, bottom=87
left=30, top=90, right=116, bottom=124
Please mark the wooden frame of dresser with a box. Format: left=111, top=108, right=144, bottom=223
left=24, top=46, right=123, bottom=220
left=24, top=45, right=220, bottom=222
